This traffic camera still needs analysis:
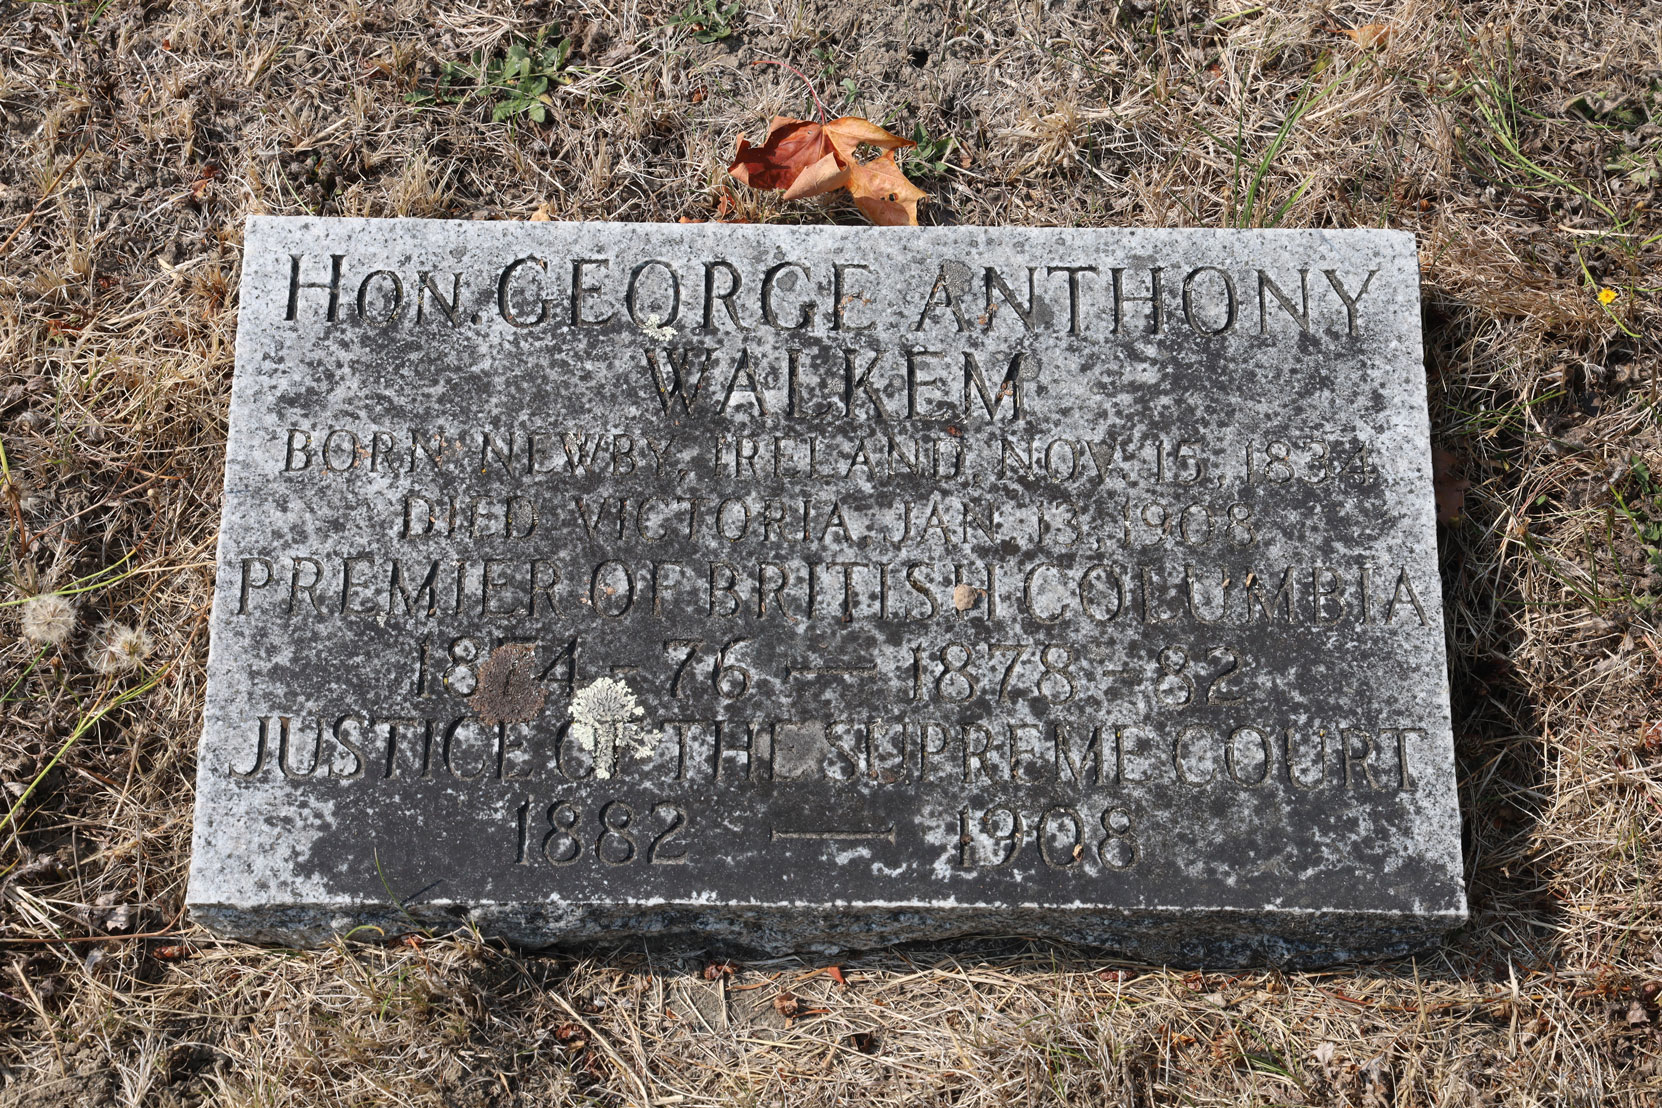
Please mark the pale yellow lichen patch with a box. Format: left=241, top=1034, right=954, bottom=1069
left=568, top=677, right=657, bottom=779
left=638, top=312, right=676, bottom=342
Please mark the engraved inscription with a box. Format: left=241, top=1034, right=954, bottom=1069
left=239, top=249, right=1432, bottom=873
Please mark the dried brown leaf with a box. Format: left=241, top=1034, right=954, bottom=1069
left=729, top=117, right=834, bottom=192
left=728, top=114, right=926, bottom=225
left=1327, top=22, right=1394, bottom=48
left=846, top=151, right=927, bottom=227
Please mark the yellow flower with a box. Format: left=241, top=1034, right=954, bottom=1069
left=1597, top=287, right=1618, bottom=305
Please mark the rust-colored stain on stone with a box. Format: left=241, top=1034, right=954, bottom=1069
left=468, top=643, right=547, bottom=726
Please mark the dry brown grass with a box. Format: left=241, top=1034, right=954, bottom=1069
left=2, top=1, right=1660, bottom=1105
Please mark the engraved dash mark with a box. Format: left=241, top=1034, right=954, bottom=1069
left=786, top=663, right=878, bottom=679
left=771, top=826, right=896, bottom=843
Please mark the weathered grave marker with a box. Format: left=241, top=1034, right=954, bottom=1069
left=188, top=218, right=1465, bottom=965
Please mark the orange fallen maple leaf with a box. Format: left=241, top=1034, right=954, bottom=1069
left=1326, top=22, right=1393, bottom=48
left=730, top=114, right=927, bottom=226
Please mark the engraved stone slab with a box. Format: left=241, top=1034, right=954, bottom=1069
left=187, top=217, right=1466, bottom=965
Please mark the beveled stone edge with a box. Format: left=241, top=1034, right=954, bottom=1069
left=188, top=897, right=1467, bottom=968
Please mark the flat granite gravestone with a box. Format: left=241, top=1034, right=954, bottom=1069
left=187, top=216, right=1466, bottom=966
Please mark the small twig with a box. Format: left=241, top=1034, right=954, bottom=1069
left=21, top=473, right=175, bottom=550
left=2, top=667, right=165, bottom=845
left=0, top=144, right=89, bottom=258
left=0, top=436, right=28, bottom=552
left=0, top=550, right=139, bottom=608
left=0, top=906, right=188, bottom=947
left=547, top=988, right=656, bottom=1108
left=728, top=971, right=785, bottom=992
left=752, top=58, right=827, bottom=124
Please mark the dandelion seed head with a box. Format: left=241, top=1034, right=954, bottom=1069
left=20, top=594, right=76, bottom=647
left=89, top=621, right=152, bottom=674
